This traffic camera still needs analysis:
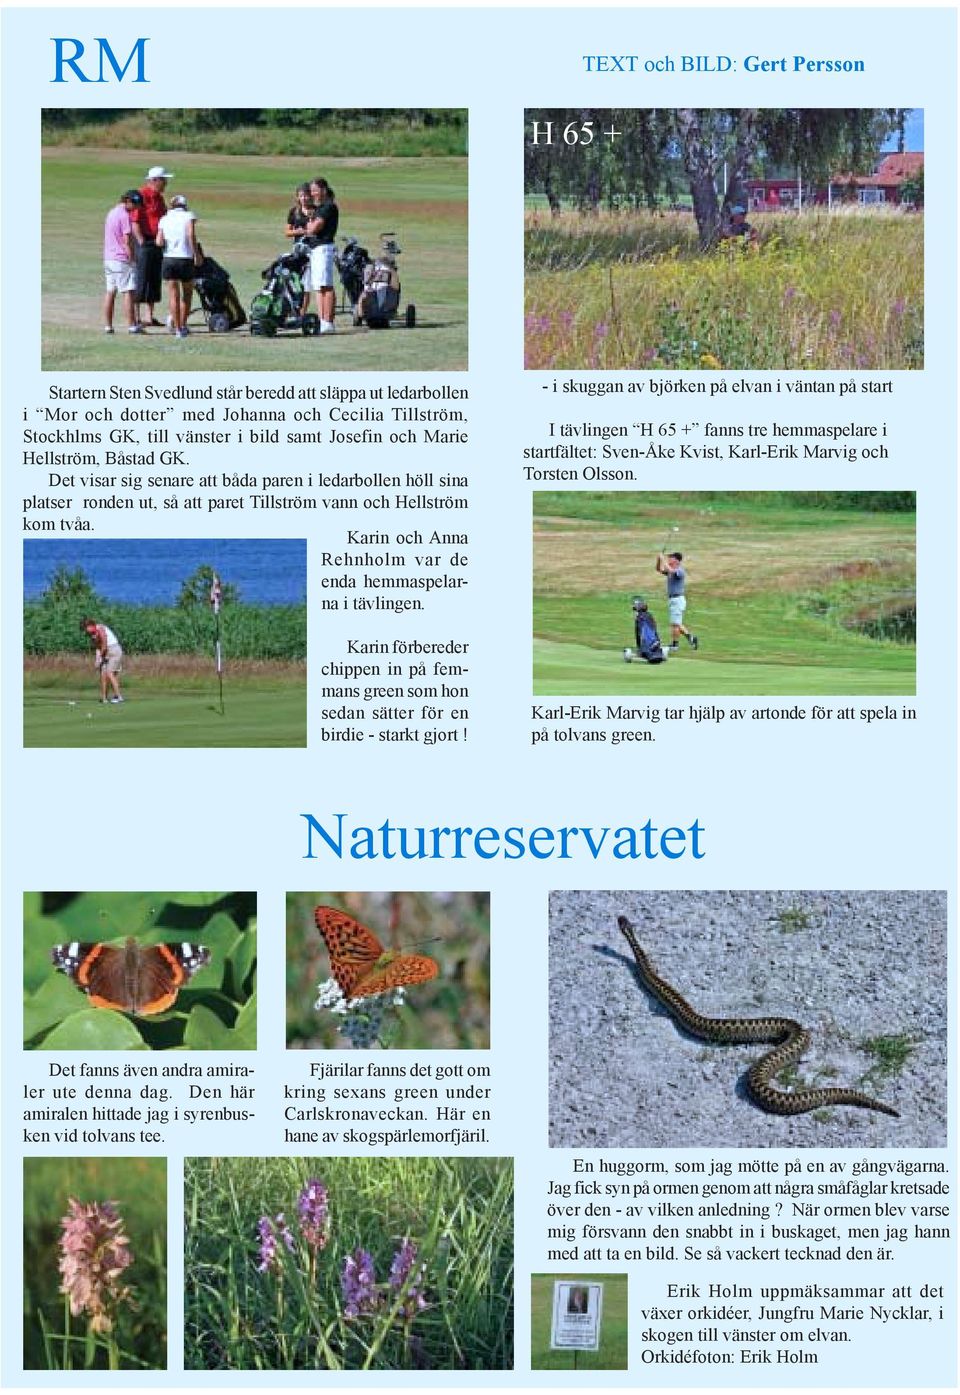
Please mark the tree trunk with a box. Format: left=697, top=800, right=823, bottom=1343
left=675, top=109, right=721, bottom=249
left=721, top=109, right=759, bottom=225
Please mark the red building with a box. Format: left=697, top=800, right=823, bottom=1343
left=829, top=152, right=924, bottom=207
left=743, top=153, right=923, bottom=211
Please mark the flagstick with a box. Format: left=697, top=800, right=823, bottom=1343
left=210, top=572, right=225, bottom=716
left=215, top=609, right=224, bottom=715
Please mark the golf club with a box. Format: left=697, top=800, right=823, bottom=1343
left=660, top=525, right=680, bottom=554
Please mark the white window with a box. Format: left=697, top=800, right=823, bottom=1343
left=858, top=188, right=885, bottom=205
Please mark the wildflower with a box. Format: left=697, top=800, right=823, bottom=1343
left=699, top=352, right=722, bottom=370
left=891, top=298, right=906, bottom=317
left=389, top=1239, right=427, bottom=1319
left=256, top=1213, right=294, bottom=1274
left=342, top=1248, right=380, bottom=1318
left=298, top=1179, right=329, bottom=1252
left=58, top=1198, right=134, bottom=1335
left=783, top=285, right=797, bottom=303
left=559, top=311, right=575, bottom=330
left=315, top=977, right=400, bottom=1047
left=593, top=321, right=609, bottom=339
left=829, top=310, right=842, bottom=329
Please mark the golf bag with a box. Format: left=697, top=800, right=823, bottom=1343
left=336, top=236, right=370, bottom=311
left=337, top=234, right=415, bottom=329
left=624, top=598, right=668, bottom=663
left=192, top=250, right=246, bottom=332
left=249, top=240, right=318, bottom=337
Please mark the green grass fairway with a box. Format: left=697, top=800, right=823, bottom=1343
left=535, top=638, right=914, bottom=697
left=530, top=1274, right=628, bottom=1371
left=42, top=148, right=467, bottom=371
left=534, top=493, right=915, bottom=697
left=24, top=676, right=305, bottom=747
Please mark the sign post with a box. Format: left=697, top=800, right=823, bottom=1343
left=550, top=1281, right=603, bottom=1368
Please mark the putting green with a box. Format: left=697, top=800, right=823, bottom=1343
left=42, top=148, right=467, bottom=371
left=535, top=639, right=915, bottom=697
left=24, top=681, right=305, bottom=748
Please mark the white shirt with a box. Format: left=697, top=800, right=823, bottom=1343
left=158, top=208, right=197, bottom=259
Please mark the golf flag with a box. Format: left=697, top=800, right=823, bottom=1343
left=210, top=572, right=224, bottom=714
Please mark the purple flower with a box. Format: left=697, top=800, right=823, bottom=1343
left=389, top=1239, right=427, bottom=1318
left=342, top=1248, right=379, bottom=1318
left=58, top=1199, right=135, bottom=1335
left=829, top=309, right=842, bottom=329
left=297, top=1179, right=329, bottom=1251
left=891, top=298, right=906, bottom=317
left=593, top=321, right=609, bottom=339
left=783, top=285, right=797, bottom=303
left=559, top=311, right=575, bottom=330
left=257, top=1213, right=294, bottom=1274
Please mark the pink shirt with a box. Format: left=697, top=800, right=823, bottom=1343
left=104, top=204, right=133, bottom=262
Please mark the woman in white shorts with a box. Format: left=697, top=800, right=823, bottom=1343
left=305, top=178, right=339, bottom=334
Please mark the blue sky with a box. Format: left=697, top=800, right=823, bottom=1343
left=882, top=109, right=923, bottom=152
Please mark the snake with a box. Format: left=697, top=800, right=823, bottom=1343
left=617, top=917, right=899, bottom=1118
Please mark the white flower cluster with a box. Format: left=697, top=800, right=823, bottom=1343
left=314, top=978, right=407, bottom=1048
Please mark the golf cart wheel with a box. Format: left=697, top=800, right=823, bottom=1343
left=405, top=304, right=416, bottom=328
left=209, top=312, right=231, bottom=334
left=301, top=314, right=318, bottom=336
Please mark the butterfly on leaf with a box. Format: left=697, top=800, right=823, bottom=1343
left=314, top=905, right=439, bottom=1002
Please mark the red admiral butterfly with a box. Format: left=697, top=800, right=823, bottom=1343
left=51, top=937, right=211, bottom=1016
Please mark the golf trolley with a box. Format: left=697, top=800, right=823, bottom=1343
left=337, top=233, right=416, bottom=329
left=192, top=249, right=246, bottom=333
left=249, top=240, right=319, bottom=337
left=622, top=597, right=669, bottom=664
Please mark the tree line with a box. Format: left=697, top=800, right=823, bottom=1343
left=525, top=108, right=912, bottom=248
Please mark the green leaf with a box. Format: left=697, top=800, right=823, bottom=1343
left=23, top=915, right=66, bottom=992
left=231, top=992, right=257, bottom=1050
left=183, top=1005, right=240, bottom=1050
left=24, top=975, right=90, bottom=1043
left=40, top=1010, right=149, bottom=1051
left=223, top=924, right=257, bottom=995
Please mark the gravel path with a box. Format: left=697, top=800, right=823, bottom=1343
left=549, top=889, right=946, bottom=1149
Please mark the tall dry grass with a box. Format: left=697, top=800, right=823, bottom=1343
left=524, top=208, right=923, bottom=370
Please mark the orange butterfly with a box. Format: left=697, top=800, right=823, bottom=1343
left=315, top=905, right=439, bottom=1002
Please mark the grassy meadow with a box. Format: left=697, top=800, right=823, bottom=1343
left=533, top=492, right=916, bottom=696
left=286, top=891, right=491, bottom=1050
left=525, top=207, right=923, bottom=370
left=42, top=147, right=467, bottom=370
left=184, top=1156, right=514, bottom=1371
left=23, top=1157, right=167, bottom=1371
left=530, top=1274, right=628, bottom=1370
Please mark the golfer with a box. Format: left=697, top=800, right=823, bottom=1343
left=720, top=204, right=758, bottom=247
left=81, top=619, right=124, bottom=703
left=103, top=190, right=145, bottom=335
left=133, top=165, right=173, bottom=326
left=156, top=194, right=200, bottom=338
left=656, top=551, right=698, bottom=650
left=305, top=177, right=339, bottom=334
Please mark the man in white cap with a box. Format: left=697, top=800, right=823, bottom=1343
left=132, top=165, right=174, bottom=326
